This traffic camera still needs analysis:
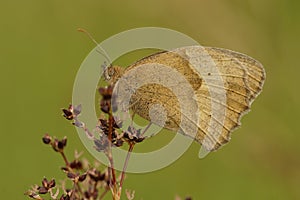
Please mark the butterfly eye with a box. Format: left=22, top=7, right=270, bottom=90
left=108, top=67, right=115, bottom=77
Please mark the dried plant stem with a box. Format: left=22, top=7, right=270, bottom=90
left=107, top=111, right=118, bottom=198
left=92, top=182, right=98, bottom=196
left=74, top=182, right=83, bottom=197
left=99, top=187, right=109, bottom=200
left=26, top=94, right=152, bottom=200
left=60, top=151, right=69, bottom=167
left=141, top=122, right=152, bottom=137
left=107, top=157, right=116, bottom=186
left=118, top=143, right=135, bottom=197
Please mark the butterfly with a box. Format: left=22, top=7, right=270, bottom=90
left=103, top=46, right=265, bottom=151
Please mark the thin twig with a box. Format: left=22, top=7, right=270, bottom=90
left=60, top=151, right=69, bottom=167
left=119, top=143, right=135, bottom=190
left=74, top=182, right=84, bottom=199
left=93, top=181, right=98, bottom=197
left=99, top=187, right=109, bottom=200
left=108, top=113, right=117, bottom=186
left=140, top=122, right=153, bottom=137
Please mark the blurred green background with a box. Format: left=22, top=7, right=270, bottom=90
left=1, top=0, right=299, bottom=199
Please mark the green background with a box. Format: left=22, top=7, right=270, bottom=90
left=1, top=0, right=299, bottom=199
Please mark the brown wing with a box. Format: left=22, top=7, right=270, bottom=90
left=114, top=46, right=265, bottom=151
left=188, top=46, right=265, bottom=150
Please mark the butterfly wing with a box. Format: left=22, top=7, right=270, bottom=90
left=183, top=46, right=265, bottom=150
left=116, top=46, right=265, bottom=151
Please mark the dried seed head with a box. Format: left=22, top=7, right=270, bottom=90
left=69, top=160, right=83, bottom=170
left=42, top=134, right=52, bottom=144
left=123, top=126, right=146, bottom=144
left=98, top=85, right=113, bottom=100
left=37, top=186, right=48, bottom=194
left=78, top=173, right=87, bottom=182
left=114, top=138, right=124, bottom=147
left=73, top=104, right=82, bottom=116
left=48, top=179, right=56, bottom=188
left=67, top=172, right=76, bottom=180
left=94, top=135, right=109, bottom=152
left=61, top=167, right=69, bottom=172
left=60, top=194, right=70, bottom=200
left=88, top=168, right=104, bottom=182
left=100, top=100, right=110, bottom=113
left=51, top=137, right=67, bottom=152
left=25, top=190, right=43, bottom=200
left=62, top=104, right=81, bottom=121
left=35, top=178, right=56, bottom=195
left=62, top=108, right=73, bottom=120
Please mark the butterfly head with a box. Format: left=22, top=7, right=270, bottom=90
left=102, top=63, right=124, bottom=84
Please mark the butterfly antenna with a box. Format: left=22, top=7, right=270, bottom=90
left=77, top=28, right=112, bottom=65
